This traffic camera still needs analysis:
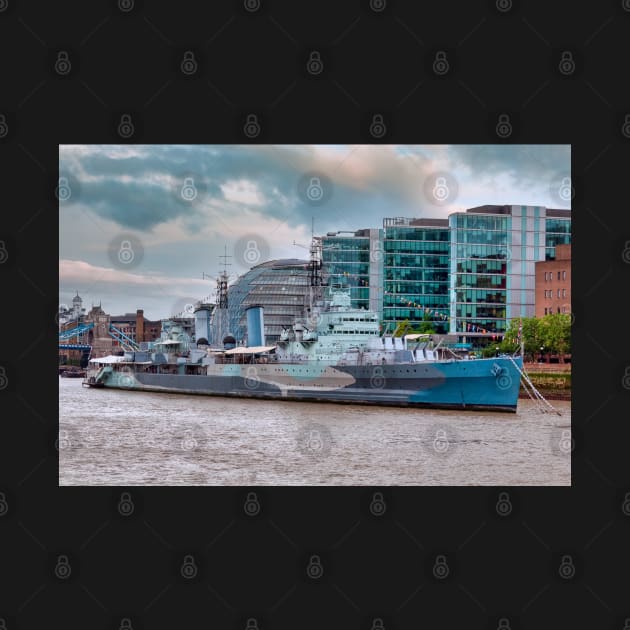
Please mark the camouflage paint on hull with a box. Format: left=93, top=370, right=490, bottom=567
left=94, top=356, right=523, bottom=413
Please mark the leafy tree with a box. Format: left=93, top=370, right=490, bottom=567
left=499, top=317, right=542, bottom=360
left=394, top=316, right=437, bottom=337
left=416, top=320, right=437, bottom=334
left=394, top=319, right=413, bottom=337
left=539, top=312, right=571, bottom=361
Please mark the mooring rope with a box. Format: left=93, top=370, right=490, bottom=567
left=509, top=357, right=562, bottom=416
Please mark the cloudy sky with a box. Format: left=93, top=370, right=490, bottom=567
left=59, top=144, right=570, bottom=320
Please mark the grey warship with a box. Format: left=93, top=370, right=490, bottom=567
left=85, top=282, right=523, bottom=412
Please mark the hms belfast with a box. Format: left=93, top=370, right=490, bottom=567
left=85, top=238, right=523, bottom=412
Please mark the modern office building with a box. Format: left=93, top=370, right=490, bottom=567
left=544, top=210, right=572, bottom=260
left=448, top=205, right=571, bottom=337
left=535, top=243, right=571, bottom=317
left=382, top=217, right=450, bottom=334
left=320, top=229, right=383, bottom=312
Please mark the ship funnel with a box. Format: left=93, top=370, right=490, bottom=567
left=246, top=305, right=265, bottom=347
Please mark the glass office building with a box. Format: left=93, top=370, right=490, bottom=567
left=382, top=217, right=450, bottom=334
left=544, top=210, right=572, bottom=260
left=321, top=229, right=383, bottom=312
left=449, top=205, right=571, bottom=336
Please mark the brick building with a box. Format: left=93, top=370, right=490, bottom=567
left=110, top=309, right=162, bottom=344
left=535, top=244, right=571, bottom=318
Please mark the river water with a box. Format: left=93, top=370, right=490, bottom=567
left=59, top=378, right=571, bottom=486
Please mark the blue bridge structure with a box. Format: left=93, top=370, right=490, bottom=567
left=58, top=321, right=140, bottom=356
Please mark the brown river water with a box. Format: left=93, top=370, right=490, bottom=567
left=59, top=378, right=571, bottom=486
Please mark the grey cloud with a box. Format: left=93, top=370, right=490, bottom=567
left=449, top=145, right=571, bottom=191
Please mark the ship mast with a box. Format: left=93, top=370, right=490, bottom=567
left=213, top=246, right=231, bottom=345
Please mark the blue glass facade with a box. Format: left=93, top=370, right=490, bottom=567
left=545, top=217, right=571, bottom=260
left=321, top=235, right=372, bottom=309
left=382, top=219, right=450, bottom=334
left=449, top=212, right=510, bottom=334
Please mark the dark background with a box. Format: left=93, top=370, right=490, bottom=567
left=1, top=0, right=630, bottom=628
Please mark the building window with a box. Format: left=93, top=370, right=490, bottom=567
left=562, top=270, right=566, bottom=280
left=557, top=307, right=560, bottom=313
left=557, top=271, right=561, bottom=280
left=557, top=289, right=561, bottom=298
left=563, top=288, right=566, bottom=297
left=544, top=308, right=547, bottom=315
left=544, top=272, right=547, bottom=281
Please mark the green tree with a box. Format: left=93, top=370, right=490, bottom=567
left=394, top=315, right=436, bottom=337
left=539, top=312, right=571, bottom=362
left=499, top=317, right=542, bottom=360
left=394, top=319, right=412, bottom=337
left=416, top=320, right=437, bottom=334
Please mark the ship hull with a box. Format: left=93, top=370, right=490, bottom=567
left=88, top=356, right=523, bottom=413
